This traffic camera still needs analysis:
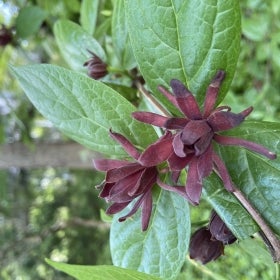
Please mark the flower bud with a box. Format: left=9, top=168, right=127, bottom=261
left=189, top=227, right=224, bottom=264
left=0, top=25, right=13, bottom=47
left=209, top=211, right=237, bottom=245
left=83, top=52, right=107, bottom=80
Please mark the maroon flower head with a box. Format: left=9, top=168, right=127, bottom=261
left=93, top=129, right=175, bottom=231
left=132, top=71, right=276, bottom=205
left=84, top=51, right=107, bottom=80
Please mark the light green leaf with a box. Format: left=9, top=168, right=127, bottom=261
left=16, top=6, right=47, bottom=38
left=125, top=0, right=241, bottom=112
left=204, top=121, right=280, bottom=239
left=80, top=0, right=99, bottom=35
left=110, top=190, right=190, bottom=280
left=54, top=20, right=106, bottom=72
left=10, top=64, right=157, bottom=156
left=112, top=0, right=136, bottom=70
left=45, top=259, right=161, bottom=280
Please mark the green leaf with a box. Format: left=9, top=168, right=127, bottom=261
left=112, top=0, right=136, bottom=70
left=204, top=121, right=280, bottom=239
left=125, top=0, right=241, bottom=112
left=15, top=6, right=47, bottom=38
left=110, top=190, right=190, bottom=280
left=45, top=259, right=161, bottom=280
left=80, top=0, right=99, bottom=35
left=10, top=64, right=157, bottom=156
left=53, top=20, right=106, bottom=72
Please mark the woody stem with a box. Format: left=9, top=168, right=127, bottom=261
left=233, top=188, right=280, bottom=262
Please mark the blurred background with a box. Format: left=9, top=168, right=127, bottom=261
left=0, top=0, right=280, bottom=279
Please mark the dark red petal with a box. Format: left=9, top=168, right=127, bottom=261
left=181, top=120, right=212, bottom=145
left=207, top=111, right=246, bottom=132
left=129, top=167, right=157, bottom=196
left=168, top=151, right=193, bottom=171
left=141, top=190, right=153, bottom=231
left=106, top=201, right=130, bottom=215
left=93, top=158, right=130, bottom=171
left=214, top=134, right=277, bottom=160
left=197, top=145, right=213, bottom=179
left=138, top=131, right=173, bottom=166
left=172, top=133, right=186, bottom=157
left=110, top=129, right=140, bottom=160
left=170, top=79, right=202, bottom=119
left=99, top=182, right=114, bottom=198
left=157, top=85, right=178, bottom=107
left=164, top=117, right=189, bottom=129
left=185, top=157, right=202, bottom=205
left=132, top=111, right=171, bottom=127
left=194, top=132, right=214, bottom=156
left=157, top=178, right=189, bottom=200
left=106, top=163, right=143, bottom=182
left=203, top=70, right=225, bottom=117
left=212, top=152, right=236, bottom=192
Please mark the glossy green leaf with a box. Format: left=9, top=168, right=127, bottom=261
left=110, top=190, right=190, bottom=280
left=80, top=0, right=99, bottom=35
left=16, top=6, right=47, bottom=38
left=204, top=121, right=280, bottom=239
left=54, top=20, right=106, bottom=72
left=112, top=0, right=136, bottom=70
left=125, top=0, right=241, bottom=112
left=45, top=259, right=161, bottom=280
left=10, top=64, right=157, bottom=156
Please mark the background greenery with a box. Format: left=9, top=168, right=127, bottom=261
left=0, top=0, right=279, bottom=279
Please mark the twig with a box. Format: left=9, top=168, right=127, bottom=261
left=233, top=188, right=280, bottom=262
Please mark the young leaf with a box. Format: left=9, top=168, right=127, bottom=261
left=125, top=0, right=241, bottom=111
left=110, top=190, right=190, bottom=280
left=54, top=19, right=106, bottom=72
left=80, top=0, right=99, bottom=35
left=204, top=121, right=280, bottom=239
left=45, top=259, right=161, bottom=280
left=10, top=64, right=157, bottom=156
left=16, top=6, right=47, bottom=38
left=112, top=0, right=136, bottom=70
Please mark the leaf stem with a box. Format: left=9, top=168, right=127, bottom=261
left=135, top=81, right=171, bottom=117
left=233, top=188, right=280, bottom=262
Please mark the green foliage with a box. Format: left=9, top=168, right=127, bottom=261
left=46, top=259, right=161, bottom=280
left=125, top=0, right=241, bottom=113
left=110, top=190, right=190, bottom=280
left=10, top=64, right=157, bottom=156
left=80, top=0, right=99, bottom=36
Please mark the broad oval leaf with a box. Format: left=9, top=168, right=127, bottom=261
left=80, top=0, right=99, bottom=35
left=110, top=190, right=190, bottom=280
left=125, top=0, right=241, bottom=112
left=54, top=19, right=106, bottom=72
left=45, top=259, right=161, bottom=280
left=204, top=121, right=280, bottom=239
left=10, top=64, right=157, bottom=156
left=112, top=0, right=136, bottom=70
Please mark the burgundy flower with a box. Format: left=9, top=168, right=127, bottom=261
left=0, top=25, right=13, bottom=47
left=132, top=71, right=276, bottom=204
left=209, top=211, right=236, bottom=245
left=93, top=129, right=179, bottom=231
left=189, top=227, right=224, bottom=264
left=84, top=51, right=107, bottom=79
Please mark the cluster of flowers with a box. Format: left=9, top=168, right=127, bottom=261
left=93, top=70, right=276, bottom=232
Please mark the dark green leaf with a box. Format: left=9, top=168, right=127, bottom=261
left=110, top=190, right=190, bottom=280
left=45, top=259, right=161, bottom=280
left=125, top=0, right=241, bottom=112
left=15, top=6, right=47, bottom=38
left=54, top=20, right=106, bottom=72
left=80, top=0, right=99, bottom=35
left=10, top=64, right=157, bottom=156
left=204, top=121, right=280, bottom=239
left=112, top=0, right=136, bottom=70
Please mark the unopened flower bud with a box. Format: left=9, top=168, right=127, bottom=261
left=189, top=227, right=224, bottom=264
left=209, top=211, right=237, bottom=245
left=0, top=25, right=13, bottom=47
left=83, top=51, right=107, bottom=80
